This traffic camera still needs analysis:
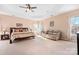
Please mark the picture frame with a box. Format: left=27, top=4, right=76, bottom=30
left=16, top=23, right=23, bottom=28
left=50, top=21, right=54, bottom=27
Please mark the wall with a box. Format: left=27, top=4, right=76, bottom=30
left=0, top=14, right=35, bottom=32
left=40, top=9, right=79, bottom=41
left=0, top=9, right=79, bottom=41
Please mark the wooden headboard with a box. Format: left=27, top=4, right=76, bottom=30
left=10, top=27, right=28, bottom=35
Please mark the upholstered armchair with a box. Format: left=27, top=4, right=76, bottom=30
left=42, top=30, right=61, bottom=41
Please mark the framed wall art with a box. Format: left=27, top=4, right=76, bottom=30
left=16, top=23, right=23, bottom=28
left=50, top=21, right=54, bottom=27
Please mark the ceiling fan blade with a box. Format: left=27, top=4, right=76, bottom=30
left=31, top=7, right=37, bottom=9
left=19, top=6, right=27, bottom=9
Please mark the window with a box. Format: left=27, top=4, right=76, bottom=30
left=70, top=16, right=79, bottom=34
left=33, top=22, right=43, bottom=33
left=71, top=17, right=79, bottom=25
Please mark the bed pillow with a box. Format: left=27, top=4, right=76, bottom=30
left=13, top=28, right=28, bottom=32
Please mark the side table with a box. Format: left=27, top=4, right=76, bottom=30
left=1, top=34, right=10, bottom=40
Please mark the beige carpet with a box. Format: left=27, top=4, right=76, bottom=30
left=0, top=36, right=77, bottom=55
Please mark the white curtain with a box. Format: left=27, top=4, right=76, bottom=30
left=33, top=22, right=43, bottom=33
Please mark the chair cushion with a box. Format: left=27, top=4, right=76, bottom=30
left=46, top=30, right=54, bottom=34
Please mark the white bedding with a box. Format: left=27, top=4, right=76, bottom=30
left=11, top=32, right=35, bottom=41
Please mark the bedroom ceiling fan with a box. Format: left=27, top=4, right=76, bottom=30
left=19, top=4, right=37, bottom=12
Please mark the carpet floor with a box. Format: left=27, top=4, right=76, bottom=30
left=0, top=36, right=77, bottom=55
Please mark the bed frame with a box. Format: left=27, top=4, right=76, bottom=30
left=10, top=27, right=35, bottom=44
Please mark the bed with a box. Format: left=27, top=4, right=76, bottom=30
left=10, top=27, right=35, bottom=44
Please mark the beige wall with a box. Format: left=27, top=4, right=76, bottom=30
left=40, top=9, right=79, bottom=40
left=0, top=14, right=35, bottom=32
left=0, top=9, right=79, bottom=41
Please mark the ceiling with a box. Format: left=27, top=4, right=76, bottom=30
left=0, top=4, right=79, bottom=20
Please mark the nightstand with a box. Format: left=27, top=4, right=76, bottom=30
left=1, top=34, right=10, bottom=40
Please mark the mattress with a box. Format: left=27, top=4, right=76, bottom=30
left=11, top=32, right=35, bottom=41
